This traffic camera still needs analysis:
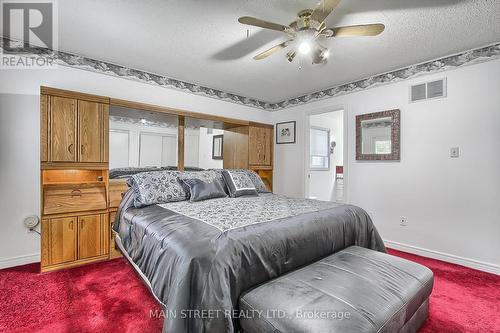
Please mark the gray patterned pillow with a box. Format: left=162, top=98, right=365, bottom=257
left=129, top=170, right=220, bottom=207
left=235, top=169, right=270, bottom=193
left=211, top=169, right=269, bottom=193
left=222, top=170, right=258, bottom=198
left=180, top=178, right=227, bottom=202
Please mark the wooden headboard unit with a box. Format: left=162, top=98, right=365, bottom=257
left=39, top=86, right=274, bottom=272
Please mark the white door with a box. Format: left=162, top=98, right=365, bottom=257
left=305, top=110, right=345, bottom=202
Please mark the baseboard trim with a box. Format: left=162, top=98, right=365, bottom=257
left=0, top=253, right=40, bottom=270
left=384, top=240, right=500, bottom=276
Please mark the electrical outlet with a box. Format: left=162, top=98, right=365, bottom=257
left=450, top=147, right=460, bottom=158
left=400, top=216, right=408, bottom=226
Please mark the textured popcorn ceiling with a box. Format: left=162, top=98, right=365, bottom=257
left=56, top=0, right=500, bottom=103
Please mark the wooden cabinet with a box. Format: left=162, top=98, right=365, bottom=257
left=43, top=183, right=107, bottom=215
left=78, top=101, right=102, bottom=162
left=78, top=214, right=103, bottom=259
left=46, top=217, right=77, bottom=265
left=109, top=179, right=129, bottom=209
left=249, top=125, right=273, bottom=167
left=41, top=169, right=110, bottom=272
left=41, top=213, right=109, bottom=272
left=40, top=89, right=109, bottom=167
left=223, top=123, right=274, bottom=190
left=223, top=126, right=249, bottom=169
left=50, top=96, right=77, bottom=162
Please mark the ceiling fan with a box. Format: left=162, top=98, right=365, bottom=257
left=238, top=0, right=385, bottom=65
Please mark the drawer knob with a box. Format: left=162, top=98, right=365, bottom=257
left=71, top=189, right=82, bottom=197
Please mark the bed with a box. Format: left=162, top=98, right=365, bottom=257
left=113, top=171, right=385, bottom=333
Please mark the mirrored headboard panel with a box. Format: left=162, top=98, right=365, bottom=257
left=356, top=109, right=400, bottom=161
left=184, top=117, right=225, bottom=170
left=109, top=106, right=179, bottom=170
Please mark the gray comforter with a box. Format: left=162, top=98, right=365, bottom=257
left=114, top=190, right=386, bottom=333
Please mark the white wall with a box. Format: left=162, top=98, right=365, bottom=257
left=0, top=94, right=41, bottom=267
left=273, top=59, right=500, bottom=274
left=0, top=65, right=271, bottom=268
left=307, top=111, right=343, bottom=201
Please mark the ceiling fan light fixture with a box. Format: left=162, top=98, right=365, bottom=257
left=298, top=41, right=311, bottom=54
left=238, top=0, right=386, bottom=65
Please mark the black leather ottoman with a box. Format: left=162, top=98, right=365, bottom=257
left=239, top=246, right=433, bottom=333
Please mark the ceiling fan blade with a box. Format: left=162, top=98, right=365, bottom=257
left=253, top=41, right=290, bottom=60
left=332, top=24, right=385, bottom=37
left=310, top=0, right=341, bottom=23
left=238, top=16, right=290, bottom=32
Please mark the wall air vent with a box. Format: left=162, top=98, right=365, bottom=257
left=410, top=78, right=447, bottom=103
left=411, top=84, right=426, bottom=102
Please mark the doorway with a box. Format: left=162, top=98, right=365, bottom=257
left=305, top=109, right=345, bottom=202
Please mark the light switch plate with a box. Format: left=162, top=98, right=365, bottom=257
left=450, top=147, right=460, bottom=158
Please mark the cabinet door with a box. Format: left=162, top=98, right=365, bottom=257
left=40, top=95, right=49, bottom=162
left=78, top=214, right=102, bottom=259
left=78, top=101, right=102, bottom=162
left=249, top=126, right=272, bottom=166
left=223, top=126, right=249, bottom=169
left=50, top=96, right=77, bottom=162
left=49, top=217, right=77, bottom=265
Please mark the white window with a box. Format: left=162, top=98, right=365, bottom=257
left=310, top=127, right=330, bottom=170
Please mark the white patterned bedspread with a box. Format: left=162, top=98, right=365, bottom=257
left=159, top=193, right=341, bottom=231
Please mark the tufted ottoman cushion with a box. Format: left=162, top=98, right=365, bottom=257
left=239, top=246, right=433, bottom=333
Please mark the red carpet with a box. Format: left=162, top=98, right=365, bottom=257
left=0, top=250, right=499, bottom=333
left=387, top=249, right=500, bottom=333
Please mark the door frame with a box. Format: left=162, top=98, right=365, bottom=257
left=303, top=105, right=348, bottom=202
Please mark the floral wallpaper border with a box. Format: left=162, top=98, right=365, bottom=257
left=2, top=37, right=499, bottom=111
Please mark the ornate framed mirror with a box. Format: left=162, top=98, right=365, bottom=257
left=356, top=109, right=400, bottom=161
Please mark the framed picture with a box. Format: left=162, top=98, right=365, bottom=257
left=212, top=134, right=223, bottom=160
left=276, top=121, right=296, bottom=144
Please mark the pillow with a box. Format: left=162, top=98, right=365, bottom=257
left=180, top=178, right=227, bottom=202
left=239, top=169, right=271, bottom=193
left=210, top=169, right=269, bottom=193
left=222, top=170, right=258, bottom=198
left=129, top=170, right=221, bottom=207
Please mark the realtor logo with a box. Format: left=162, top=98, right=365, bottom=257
left=1, top=0, right=57, bottom=69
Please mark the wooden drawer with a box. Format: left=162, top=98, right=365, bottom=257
left=43, top=183, right=107, bottom=215
left=109, top=179, right=129, bottom=209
